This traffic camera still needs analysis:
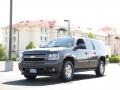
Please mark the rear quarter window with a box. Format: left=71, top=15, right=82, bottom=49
left=84, top=39, right=94, bottom=50
left=92, top=40, right=106, bottom=50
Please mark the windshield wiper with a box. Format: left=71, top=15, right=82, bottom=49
left=42, top=46, right=63, bottom=48
left=52, top=46, right=61, bottom=47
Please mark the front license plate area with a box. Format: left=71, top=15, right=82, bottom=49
left=30, top=69, right=37, bottom=73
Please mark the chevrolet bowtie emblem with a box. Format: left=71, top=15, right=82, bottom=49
left=30, top=56, right=36, bottom=58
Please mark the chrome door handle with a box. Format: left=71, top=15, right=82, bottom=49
left=85, top=52, right=88, bottom=55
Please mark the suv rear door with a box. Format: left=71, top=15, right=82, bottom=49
left=91, top=40, right=106, bottom=67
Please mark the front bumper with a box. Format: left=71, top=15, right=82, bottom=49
left=18, top=60, right=63, bottom=76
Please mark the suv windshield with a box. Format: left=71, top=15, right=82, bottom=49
left=43, top=38, right=74, bottom=48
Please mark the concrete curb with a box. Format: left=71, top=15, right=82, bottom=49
left=0, top=61, right=18, bottom=72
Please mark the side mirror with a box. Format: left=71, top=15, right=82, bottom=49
left=73, top=46, right=78, bottom=50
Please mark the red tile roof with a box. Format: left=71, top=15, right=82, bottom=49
left=100, top=26, right=118, bottom=35
left=2, top=20, right=56, bottom=29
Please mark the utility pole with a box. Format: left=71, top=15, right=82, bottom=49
left=5, top=0, right=13, bottom=71
left=9, top=0, right=13, bottom=59
left=56, top=29, right=59, bottom=38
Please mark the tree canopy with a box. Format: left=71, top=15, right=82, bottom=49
left=26, top=41, right=35, bottom=50
left=87, top=32, right=96, bottom=39
left=0, top=43, right=7, bottom=60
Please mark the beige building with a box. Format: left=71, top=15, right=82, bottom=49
left=2, top=20, right=118, bottom=56
left=101, top=26, right=120, bottom=55
left=80, top=27, right=107, bottom=42
left=2, top=20, right=56, bottom=55
left=1, top=20, right=82, bottom=56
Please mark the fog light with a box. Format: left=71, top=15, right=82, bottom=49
left=48, top=68, right=56, bottom=72
left=52, top=68, right=55, bottom=72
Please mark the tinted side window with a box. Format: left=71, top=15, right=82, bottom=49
left=92, top=40, right=105, bottom=50
left=84, top=39, right=94, bottom=50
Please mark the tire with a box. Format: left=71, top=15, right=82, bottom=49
left=24, top=75, right=36, bottom=80
left=95, top=60, right=105, bottom=76
left=61, top=61, right=74, bottom=81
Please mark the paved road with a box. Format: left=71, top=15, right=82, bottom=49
left=0, top=63, right=120, bottom=90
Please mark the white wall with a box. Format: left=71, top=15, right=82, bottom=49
left=0, top=30, right=3, bottom=43
left=19, top=29, right=32, bottom=51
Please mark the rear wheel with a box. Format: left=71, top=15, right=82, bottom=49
left=61, top=61, right=74, bottom=81
left=95, top=60, right=105, bottom=76
left=24, top=75, right=36, bottom=80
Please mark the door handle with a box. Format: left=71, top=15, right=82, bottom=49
left=85, top=52, right=88, bottom=55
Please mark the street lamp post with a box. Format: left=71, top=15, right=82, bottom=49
left=56, top=29, right=59, bottom=38
left=5, top=0, right=13, bottom=71
left=64, top=20, right=70, bottom=37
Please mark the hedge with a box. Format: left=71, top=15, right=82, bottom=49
left=109, top=54, right=120, bottom=63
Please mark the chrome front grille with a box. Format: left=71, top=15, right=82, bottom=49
left=23, top=51, right=47, bottom=62
left=24, top=58, right=45, bottom=61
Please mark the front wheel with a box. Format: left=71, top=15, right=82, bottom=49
left=24, top=75, right=37, bottom=80
left=95, top=60, right=105, bottom=76
left=61, top=61, right=74, bottom=81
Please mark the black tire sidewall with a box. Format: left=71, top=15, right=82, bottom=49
left=96, top=60, right=105, bottom=76
left=99, top=61, right=105, bottom=75
left=62, top=61, right=74, bottom=81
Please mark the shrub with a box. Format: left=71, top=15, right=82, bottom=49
left=26, top=41, right=35, bottom=50
left=0, top=43, right=7, bottom=60
left=11, top=54, right=17, bottom=61
left=109, top=54, right=120, bottom=63
left=111, top=54, right=116, bottom=57
left=87, top=32, right=96, bottom=39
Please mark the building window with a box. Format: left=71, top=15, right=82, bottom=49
left=13, top=37, right=16, bottom=42
left=41, top=28, right=43, bottom=33
left=115, top=37, right=119, bottom=39
left=13, top=44, right=16, bottom=50
left=45, top=37, right=47, bottom=41
left=41, top=36, right=42, bottom=41
left=13, top=28, right=17, bottom=34
left=45, top=28, right=47, bottom=33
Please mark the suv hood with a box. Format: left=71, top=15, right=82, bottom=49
left=24, top=47, right=67, bottom=52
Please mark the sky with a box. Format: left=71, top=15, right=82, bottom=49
left=0, top=0, right=120, bottom=42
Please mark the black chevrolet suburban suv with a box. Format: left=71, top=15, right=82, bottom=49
left=18, top=37, right=108, bottom=81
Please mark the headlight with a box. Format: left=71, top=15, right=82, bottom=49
left=48, top=52, right=59, bottom=60
left=17, top=53, right=23, bottom=63
left=18, top=57, right=23, bottom=63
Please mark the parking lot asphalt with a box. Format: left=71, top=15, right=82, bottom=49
left=0, top=63, right=120, bottom=90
